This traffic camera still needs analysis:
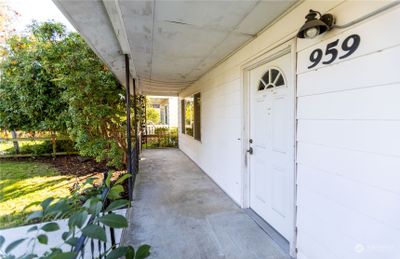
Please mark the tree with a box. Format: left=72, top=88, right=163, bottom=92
left=0, top=22, right=68, bottom=133
left=0, top=21, right=132, bottom=168
left=146, top=98, right=160, bottom=124
left=57, top=32, right=128, bottom=168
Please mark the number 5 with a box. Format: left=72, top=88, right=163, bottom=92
left=322, top=39, right=339, bottom=65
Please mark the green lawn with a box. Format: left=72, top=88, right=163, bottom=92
left=0, top=161, right=75, bottom=229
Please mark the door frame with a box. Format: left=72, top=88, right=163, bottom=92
left=240, top=38, right=297, bottom=257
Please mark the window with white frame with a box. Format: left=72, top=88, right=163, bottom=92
left=181, top=93, right=201, bottom=141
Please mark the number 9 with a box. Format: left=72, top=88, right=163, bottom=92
left=340, top=34, right=360, bottom=59
left=308, top=48, right=323, bottom=69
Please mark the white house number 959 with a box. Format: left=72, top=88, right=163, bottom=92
left=308, top=34, right=361, bottom=69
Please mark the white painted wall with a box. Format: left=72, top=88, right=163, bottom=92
left=179, top=1, right=400, bottom=259
left=168, top=97, right=178, bottom=127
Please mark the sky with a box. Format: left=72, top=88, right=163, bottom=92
left=5, top=0, right=75, bottom=33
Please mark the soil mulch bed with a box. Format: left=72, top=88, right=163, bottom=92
left=1, top=155, right=108, bottom=177
left=2, top=155, right=131, bottom=200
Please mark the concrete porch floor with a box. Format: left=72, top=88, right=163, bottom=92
left=122, top=149, right=290, bottom=259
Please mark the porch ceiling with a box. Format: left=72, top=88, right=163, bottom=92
left=53, top=0, right=295, bottom=96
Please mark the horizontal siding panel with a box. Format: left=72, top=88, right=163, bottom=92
left=297, top=207, right=357, bottom=259
left=296, top=251, right=315, bottom=259
left=297, top=45, right=400, bottom=97
left=297, top=5, right=400, bottom=74
left=297, top=142, right=400, bottom=194
left=297, top=83, right=400, bottom=120
left=298, top=184, right=400, bottom=258
left=297, top=164, right=400, bottom=230
left=297, top=187, right=400, bottom=259
left=296, top=230, right=338, bottom=259
left=297, top=120, right=400, bottom=157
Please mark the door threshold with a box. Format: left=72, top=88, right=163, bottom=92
left=244, top=208, right=290, bottom=254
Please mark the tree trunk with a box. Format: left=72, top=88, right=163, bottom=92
left=51, top=132, right=56, bottom=159
left=11, top=130, right=19, bottom=154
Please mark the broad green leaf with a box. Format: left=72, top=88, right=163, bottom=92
left=40, top=197, right=54, bottom=211
left=105, top=246, right=128, bottom=259
left=37, top=234, right=48, bottom=244
left=107, top=185, right=124, bottom=200
left=0, top=235, right=5, bottom=248
left=65, top=237, right=79, bottom=246
left=49, top=252, right=77, bottom=259
left=5, top=238, right=26, bottom=253
left=90, top=200, right=103, bottom=215
left=46, top=199, right=69, bottom=218
left=41, top=222, right=60, bottom=232
left=85, top=197, right=102, bottom=215
left=98, top=214, right=128, bottom=228
left=68, top=211, right=88, bottom=228
left=81, top=224, right=107, bottom=242
left=27, top=226, right=38, bottom=232
left=115, top=173, right=131, bottom=185
left=135, top=244, right=151, bottom=259
left=126, top=245, right=135, bottom=259
left=105, top=172, right=113, bottom=188
left=50, top=247, right=63, bottom=253
left=26, top=211, right=43, bottom=221
left=105, top=199, right=129, bottom=212
left=62, top=231, right=71, bottom=241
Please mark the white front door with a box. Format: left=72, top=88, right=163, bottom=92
left=248, top=50, right=295, bottom=240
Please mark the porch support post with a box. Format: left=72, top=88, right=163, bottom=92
left=125, top=54, right=133, bottom=201
left=133, top=78, right=139, bottom=173
left=144, top=97, right=147, bottom=147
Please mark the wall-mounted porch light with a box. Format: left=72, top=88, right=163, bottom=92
left=297, top=9, right=335, bottom=39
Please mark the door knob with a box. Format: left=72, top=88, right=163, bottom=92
left=247, top=147, right=253, bottom=155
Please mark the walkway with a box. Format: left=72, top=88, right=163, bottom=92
left=122, top=149, right=290, bottom=259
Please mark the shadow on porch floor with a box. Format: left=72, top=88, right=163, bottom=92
left=122, top=148, right=290, bottom=259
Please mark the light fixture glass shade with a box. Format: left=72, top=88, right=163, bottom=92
left=305, top=27, right=319, bottom=39
left=297, top=19, right=329, bottom=38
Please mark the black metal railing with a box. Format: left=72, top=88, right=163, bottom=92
left=74, top=171, right=116, bottom=258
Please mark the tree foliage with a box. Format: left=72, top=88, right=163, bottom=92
left=0, top=21, right=130, bottom=168
left=145, top=98, right=160, bottom=124
left=0, top=22, right=68, bottom=132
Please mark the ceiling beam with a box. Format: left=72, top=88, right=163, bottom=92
left=102, top=0, right=137, bottom=78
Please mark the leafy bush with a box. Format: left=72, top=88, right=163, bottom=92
left=0, top=173, right=150, bottom=258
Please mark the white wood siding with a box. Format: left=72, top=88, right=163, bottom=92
left=296, top=3, right=400, bottom=259
left=179, top=1, right=400, bottom=258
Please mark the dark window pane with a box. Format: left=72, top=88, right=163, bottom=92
left=262, top=71, right=270, bottom=84
left=266, top=84, right=274, bottom=89
left=258, top=81, right=265, bottom=91
left=275, top=74, right=285, bottom=86
left=194, top=93, right=201, bottom=141
left=270, top=69, right=279, bottom=82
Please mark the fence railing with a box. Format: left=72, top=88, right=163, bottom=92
left=142, top=125, right=178, bottom=149
left=0, top=136, right=78, bottom=158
